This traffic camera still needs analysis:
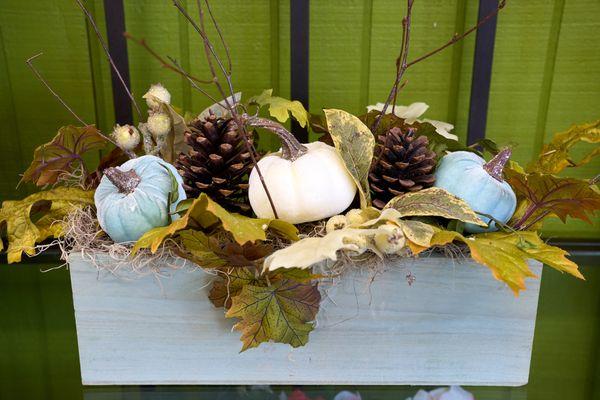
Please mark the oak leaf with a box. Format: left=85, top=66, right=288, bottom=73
left=324, top=109, right=375, bottom=208
left=226, top=279, right=321, bottom=351
left=429, top=230, right=583, bottom=295
left=132, top=193, right=298, bottom=254
left=21, top=125, right=107, bottom=186
left=0, top=188, right=95, bottom=263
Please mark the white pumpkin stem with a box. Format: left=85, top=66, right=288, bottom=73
left=104, top=167, right=141, bottom=194
left=242, top=115, right=308, bottom=161
left=483, top=148, right=511, bottom=182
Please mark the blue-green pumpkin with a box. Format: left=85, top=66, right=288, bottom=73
left=434, top=149, right=516, bottom=233
left=94, top=155, right=186, bottom=243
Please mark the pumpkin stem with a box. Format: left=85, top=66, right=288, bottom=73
left=104, top=167, right=141, bottom=194
left=242, top=114, right=308, bottom=161
left=483, top=147, right=512, bottom=182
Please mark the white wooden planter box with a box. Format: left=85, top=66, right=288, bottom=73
left=68, top=253, right=542, bottom=386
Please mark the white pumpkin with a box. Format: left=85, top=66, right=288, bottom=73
left=248, top=141, right=357, bottom=224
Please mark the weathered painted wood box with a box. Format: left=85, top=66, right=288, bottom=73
left=68, top=252, right=542, bottom=386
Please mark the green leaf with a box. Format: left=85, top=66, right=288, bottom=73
left=324, top=109, right=375, bottom=208
left=527, top=120, right=600, bottom=174
left=132, top=193, right=299, bottom=254
left=385, top=187, right=487, bottom=227
left=21, top=125, right=107, bottom=186
left=248, top=89, right=309, bottom=128
left=0, top=188, right=95, bottom=263
left=226, top=279, right=321, bottom=351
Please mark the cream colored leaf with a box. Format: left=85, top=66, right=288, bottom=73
left=324, top=109, right=375, bottom=208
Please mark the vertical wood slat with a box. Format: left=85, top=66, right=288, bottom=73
left=290, top=0, right=309, bottom=142
left=467, top=0, right=499, bottom=145
left=103, top=0, right=133, bottom=125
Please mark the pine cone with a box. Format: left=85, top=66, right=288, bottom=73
left=369, top=127, right=437, bottom=209
left=175, top=113, right=253, bottom=213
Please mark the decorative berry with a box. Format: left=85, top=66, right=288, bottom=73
left=147, top=112, right=171, bottom=139
left=374, top=224, right=406, bottom=254
left=326, top=214, right=348, bottom=233
left=346, top=209, right=368, bottom=225
left=143, top=83, right=171, bottom=110
left=111, top=124, right=140, bottom=151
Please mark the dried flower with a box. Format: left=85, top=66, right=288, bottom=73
left=143, top=83, right=171, bottom=110
left=326, top=214, right=348, bottom=233
left=147, top=112, right=171, bottom=139
left=111, top=124, right=140, bottom=151
left=374, top=224, right=406, bottom=254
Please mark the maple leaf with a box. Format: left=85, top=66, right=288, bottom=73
left=506, top=169, right=600, bottom=230
left=209, top=267, right=258, bottom=309
left=527, top=120, right=600, bottom=174
left=226, top=279, right=321, bottom=351
left=0, top=188, right=95, bottom=263
left=21, top=125, right=107, bottom=186
left=429, top=230, right=583, bottom=295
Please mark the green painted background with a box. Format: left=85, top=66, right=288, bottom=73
left=0, top=0, right=598, bottom=237
left=0, top=1, right=599, bottom=397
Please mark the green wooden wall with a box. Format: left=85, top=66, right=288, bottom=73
left=0, top=0, right=598, bottom=238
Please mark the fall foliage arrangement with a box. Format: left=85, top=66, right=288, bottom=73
left=2, top=0, right=599, bottom=351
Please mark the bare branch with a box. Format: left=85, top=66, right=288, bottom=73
left=203, top=0, right=232, bottom=74
left=75, top=0, right=143, bottom=119
left=124, top=32, right=213, bottom=84
left=26, top=52, right=88, bottom=126
left=173, top=0, right=279, bottom=218
left=166, top=56, right=222, bottom=105
left=26, top=53, right=135, bottom=159
left=371, top=0, right=508, bottom=133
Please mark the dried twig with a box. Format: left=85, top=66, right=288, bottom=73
left=26, top=53, right=88, bottom=126
left=173, top=0, right=280, bottom=219
left=371, top=0, right=508, bottom=133
left=124, top=32, right=213, bottom=84
left=25, top=52, right=132, bottom=158
left=75, top=0, right=143, bottom=119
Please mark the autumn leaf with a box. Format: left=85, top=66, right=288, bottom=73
left=209, top=267, right=258, bottom=309
left=0, top=187, right=95, bottom=263
left=506, top=169, right=600, bottom=229
left=21, top=125, right=107, bottom=186
left=132, top=193, right=298, bottom=254
left=226, top=279, right=321, bottom=351
left=528, top=120, right=600, bottom=174
left=385, top=187, right=487, bottom=227
left=263, top=228, right=380, bottom=271
left=324, top=109, right=376, bottom=208
left=178, top=230, right=228, bottom=269
left=248, top=89, right=309, bottom=128
left=429, top=230, right=583, bottom=295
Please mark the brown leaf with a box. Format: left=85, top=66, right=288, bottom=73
left=209, top=267, right=258, bottom=309
left=506, top=168, right=600, bottom=229
left=21, top=125, right=107, bottom=186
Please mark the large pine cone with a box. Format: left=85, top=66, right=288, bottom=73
left=369, top=127, right=437, bottom=209
left=175, top=113, right=253, bottom=213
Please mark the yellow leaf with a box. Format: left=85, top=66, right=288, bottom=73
left=0, top=188, right=95, bottom=263
left=324, top=109, right=376, bottom=208
left=528, top=120, right=600, bottom=174
left=385, top=187, right=487, bottom=226
left=248, top=89, right=309, bottom=128
left=132, top=193, right=298, bottom=254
